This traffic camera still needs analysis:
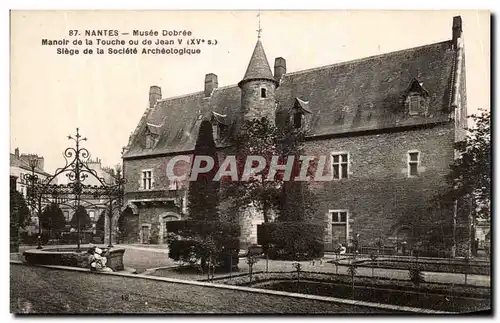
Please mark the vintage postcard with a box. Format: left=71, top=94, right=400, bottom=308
left=9, top=10, right=491, bottom=314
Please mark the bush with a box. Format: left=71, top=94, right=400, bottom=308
left=257, top=222, right=324, bottom=260
left=166, top=220, right=240, bottom=269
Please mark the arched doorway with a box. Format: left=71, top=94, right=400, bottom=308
left=158, top=212, right=181, bottom=244
left=392, top=225, right=414, bottom=255
left=118, top=205, right=139, bottom=244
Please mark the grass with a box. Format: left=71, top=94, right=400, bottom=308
left=10, top=264, right=393, bottom=314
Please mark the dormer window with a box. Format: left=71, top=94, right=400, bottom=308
left=290, top=97, right=312, bottom=130
left=261, top=88, right=267, bottom=98
left=212, top=123, right=220, bottom=140
left=408, top=95, right=421, bottom=115
left=145, top=134, right=155, bottom=149
left=404, top=78, right=429, bottom=116
left=210, top=111, right=229, bottom=141
left=293, top=112, right=303, bottom=129
left=145, top=123, right=162, bottom=149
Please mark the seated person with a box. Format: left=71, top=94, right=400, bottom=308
left=88, top=247, right=113, bottom=272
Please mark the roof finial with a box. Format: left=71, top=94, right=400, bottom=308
left=256, top=10, right=262, bottom=39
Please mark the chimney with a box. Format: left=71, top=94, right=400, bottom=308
left=452, top=16, right=462, bottom=49
left=204, top=73, right=218, bottom=97
left=14, top=147, right=19, bottom=158
left=149, top=85, right=162, bottom=108
left=37, top=157, right=44, bottom=171
left=274, top=57, right=286, bottom=81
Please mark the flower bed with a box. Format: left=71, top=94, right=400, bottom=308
left=211, top=271, right=490, bottom=312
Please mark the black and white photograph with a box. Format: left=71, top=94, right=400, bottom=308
left=9, top=9, right=491, bottom=314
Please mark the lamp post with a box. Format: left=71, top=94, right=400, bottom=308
left=24, top=157, right=42, bottom=249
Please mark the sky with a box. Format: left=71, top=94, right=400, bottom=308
left=10, top=10, right=490, bottom=174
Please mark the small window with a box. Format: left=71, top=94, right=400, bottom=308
left=408, top=95, right=423, bottom=115
left=408, top=151, right=420, bottom=177
left=261, top=88, right=266, bottom=98
left=89, top=210, right=95, bottom=220
left=212, top=123, right=219, bottom=140
left=332, top=153, right=349, bottom=179
left=293, top=112, right=303, bottom=129
left=331, top=211, right=347, bottom=223
left=142, top=170, right=152, bottom=190
left=145, top=134, right=154, bottom=149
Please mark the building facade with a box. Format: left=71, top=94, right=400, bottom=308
left=120, top=16, right=467, bottom=251
left=10, top=148, right=55, bottom=235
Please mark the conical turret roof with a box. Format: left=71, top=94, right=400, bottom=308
left=238, top=39, right=278, bottom=88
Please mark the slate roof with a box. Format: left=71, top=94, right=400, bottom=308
left=238, top=40, right=277, bottom=87
left=10, top=153, right=51, bottom=177
left=123, top=39, right=457, bottom=159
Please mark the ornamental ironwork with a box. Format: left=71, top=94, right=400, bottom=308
left=23, top=128, right=126, bottom=251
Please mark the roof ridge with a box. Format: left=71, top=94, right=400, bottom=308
left=157, top=84, right=238, bottom=102
left=284, top=39, right=453, bottom=78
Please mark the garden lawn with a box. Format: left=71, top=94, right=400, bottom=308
left=10, top=264, right=394, bottom=314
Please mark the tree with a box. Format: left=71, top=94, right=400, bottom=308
left=10, top=190, right=30, bottom=230
left=246, top=252, right=259, bottom=284
left=437, top=110, right=491, bottom=257
left=187, top=120, right=220, bottom=221
left=225, top=117, right=283, bottom=223
left=182, top=120, right=237, bottom=271
left=409, top=263, right=424, bottom=303
left=347, top=261, right=358, bottom=299
left=10, top=186, right=30, bottom=251
left=446, top=110, right=491, bottom=219
left=96, top=211, right=105, bottom=238
left=293, top=261, right=303, bottom=292
left=40, top=203, right=66, bottom=238
left=369, top=252, right=378, bottom=278
left=463, top=255, right=470, bottom=285
left=70, top=206, right=92, bottom=230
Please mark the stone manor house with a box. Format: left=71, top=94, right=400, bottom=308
left=119, top=16, right=467, bottom=252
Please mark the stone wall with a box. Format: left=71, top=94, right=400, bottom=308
left=304, top=123, right=455, bottom=249
left=123, top=123, right=456, bottom=250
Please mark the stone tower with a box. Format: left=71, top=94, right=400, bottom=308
left=238, top=39, right=279, bottom=123
left=236, top=39, right=280, bottom=246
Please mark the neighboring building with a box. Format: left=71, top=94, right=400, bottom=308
left=121, top=16, right=467, bottom=251
left=10, top=147, right=53, bottom=198
left=10, top=147, right=55, bottom=235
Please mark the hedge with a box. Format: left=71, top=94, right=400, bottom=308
left=257, top=222, right=324, bottom=260
left=166, top=220, right=240, bottom=270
